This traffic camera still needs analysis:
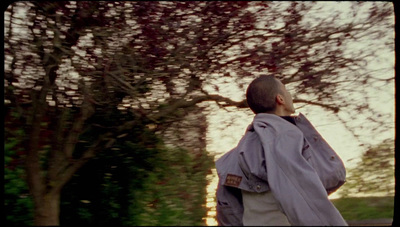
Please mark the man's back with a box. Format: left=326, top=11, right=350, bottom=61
left=216, top=113, right=347, bottom=226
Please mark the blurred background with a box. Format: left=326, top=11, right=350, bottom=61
left=4, top=2, right=395, bottom=226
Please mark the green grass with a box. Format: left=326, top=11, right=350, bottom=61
left=331, top=196, right=394, bottom=221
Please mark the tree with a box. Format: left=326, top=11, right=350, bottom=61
left=58, top=109, right=212, bottom=226
left=4, top=1, right=394, bottom=225
left=5, top=119, right=34, bottom=225
left=338, top=139, right=395, bottom=198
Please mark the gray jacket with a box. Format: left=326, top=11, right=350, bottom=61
left=216, top=113, right=347, bottom=226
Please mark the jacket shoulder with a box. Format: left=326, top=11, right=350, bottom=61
left=253, top=113, right=304, bottom=137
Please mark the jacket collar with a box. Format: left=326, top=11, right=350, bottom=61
left=280, top=116, right=297, bottom=125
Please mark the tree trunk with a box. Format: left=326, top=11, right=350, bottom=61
left=26, top=83, right=62, bottom=226
left=34, top=192, right=61, bottom=226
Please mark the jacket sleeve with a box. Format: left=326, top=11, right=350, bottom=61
left=263, top=129, right=347, bottom=226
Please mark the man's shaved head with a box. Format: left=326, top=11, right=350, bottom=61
left=246, top=75, right=282, bottom=114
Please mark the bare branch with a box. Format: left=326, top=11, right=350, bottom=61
left=292, top=98, right=340, bottom=113
left=49, top=133, right=108, bottom=194
left=63, top=98, right=95, bottom=158
left=150, top=93, right=343, bottom=121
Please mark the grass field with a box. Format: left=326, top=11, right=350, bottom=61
left=331, top=196, right=394, bottom=221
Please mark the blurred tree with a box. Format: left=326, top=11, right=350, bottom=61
left=59, top=109, right=212, bottom=226
left=4, top=1, right=394, bottom=225
left=5, top=111, right=34, bottom=225
left=338, top=139, right=395, bottom=198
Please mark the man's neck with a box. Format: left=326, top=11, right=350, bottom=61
left=273, top=108, right=293, bottom=117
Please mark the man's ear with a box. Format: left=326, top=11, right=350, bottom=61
left=276, top=94, right=285, bottom=105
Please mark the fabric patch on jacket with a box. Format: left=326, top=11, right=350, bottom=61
left=224, top=174, right=242, bottom=187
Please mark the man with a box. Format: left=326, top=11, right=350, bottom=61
left=215, top=75, right=347, bottom=226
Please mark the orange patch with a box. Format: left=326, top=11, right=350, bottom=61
left=224, top=174, right=242, bottom=187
